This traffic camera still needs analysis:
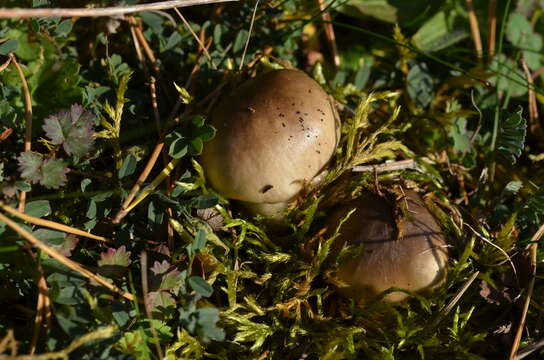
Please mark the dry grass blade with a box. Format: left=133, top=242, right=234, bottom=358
left=488, top=0, right=497, bottom=57
left=0, top=0, right=238, bottom=18
left=352, top=159, right=419, bottom=173
left=428, top=271, right=480, bottom=329
left=112, top=142, right=165, bottom=224
left=0, top=212, right=135, bottom=301
left=521, top=59, right=542, bottom=138
left=29, top=267, right=51, bottom=355
left=9, top=54, right=32, bottom=212
left=516, top=337, right=544, bottom=360
left=0, top=201, right=111, bottom=242
left=464, top=0, right=483, bottom=60
left=318, top=0, right=340, bottom=67
left=174, top=8, right=216, bottom=69
left=0, top=326, right=117, bottom=360
left=239, top=0, right=260, bottom=71
left=509, top=223, right=544, bottom=360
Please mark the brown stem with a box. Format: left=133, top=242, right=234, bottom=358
left=0, top=0, right=237, bottom=18
left=488, top=0, right=497, bottom=58
left=465, top=0, right=483, bottom=60
left=9, top=54, right=33, bottom=212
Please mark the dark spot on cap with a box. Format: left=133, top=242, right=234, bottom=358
left=291, top=103, right=295, bottom=106
left=296, top=111, right=301, bottom=114
left=304, top=113, right=308, bottom=116
left=316, top=150, right=321, bottom=154
left=282, top=122, right=286, bottom=127
left=260, top=184, right=273, bottom=193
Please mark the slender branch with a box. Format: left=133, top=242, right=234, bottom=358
left=0, top=212, right=135, bottom=301
left=9, top=54, right=33, bottom=212
left=0, top=326, right=117, bottom=360
left=488, top=0, right=497, bottom=57
left=517, top=337, right=544, bottom=360
left=465, top=0, right=483, bottom=59
left=0, top=201, right=111, bottom=242
left=318, top=0, right=340, bottom=67
left=352, top=159, right=419, bottom=173
left=239, top=0, right=260, bottom=70
left=0, top=0, right=237, bottom=18
left=174, top=8, right=215, bottom=69
left=509, top=223, right=544, bottom=360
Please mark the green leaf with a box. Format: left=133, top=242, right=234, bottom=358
left=188, top=276, right=212, bottom=297
left=17, top=151, right=43, bottom=184
left=497, top=106, right=526, bottom=165
left=407, top=62, right=434, bottom=108
left=25, top=200, right=51, bottom=218
left=119, top=154, right=137, bottom=179
left=412, top=11, right=468, bottom=52
left=40, top=159, right=69, bottom=189
left=54, top=19, right=73, bottom=37
left=0, top=39, right=18, bottom=55
left=489, top=55, right=528, bottom=97
left=506, top=13, right=533, bottom=46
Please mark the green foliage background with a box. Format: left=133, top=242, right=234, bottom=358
left=1, top=0, right=544, bottom=359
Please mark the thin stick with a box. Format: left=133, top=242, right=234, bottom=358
left=0, top=0, right=237, bottom=18
left=0, top=212, right=135, bottom=301
left=428, top=271, right=480, bottom=329
left=318, top=0, right=340, bottom=67
left=29, top=267, right=51, bottom=355
left=465, top=0, right=483, bottom=59
left=509, top=223, right=544, bottom=360
left=140, top=251, right=165, bottom=359
left=9, top=54, right=32, bottom=212
left=488, top=0, right=497, bottom=57
left=521, top=59, right=542, bottom=137
left=124, top=157, right=181, bottom=214
left=2, top=326, right=117, bottom=360
left=112, top=142, right=165, bottom=224
left=517, top=337, right=544, bottom=360
left=239, top=0, right=260, bottom=71
left=173, top=8, right=215, bottom=69
left=0, top=55, right=12, bottom=71
left=352, top=159, right=419, bottom=173
left=0, top=201, right=111, bottom=242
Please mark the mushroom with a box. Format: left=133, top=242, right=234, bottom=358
left=330, top=190, right=448, bottom=302
left=201, top=69, right=338, bottom=221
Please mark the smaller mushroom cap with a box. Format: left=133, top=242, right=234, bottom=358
left=330, top=190, right=449, bottom=302
left=201, top=69, right=338, bottom=212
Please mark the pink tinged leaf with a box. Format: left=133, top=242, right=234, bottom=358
left=43, top=109, right=71, bottom=145
left=42, top=104, right=96, bottom=157
left=98, top=245, right=132, bottom=267
left=145, top=291, right=175, bottom=311
left=40, top=158, right=69, bottom=189
left=150, top=260, right=172, bottom=275
left=17, top=151, right=44, bottom=184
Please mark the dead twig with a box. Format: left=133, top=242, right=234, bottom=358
left=0, top=326, right=117, bottom=360
left=239, top=0, right=260, bottom=71
left=0, top=201, right=111, bottom=242
left=318, top=0, right=340, bottom=67
left=174, top=8, right=215, bottom=69
left=521, top=59, right=542, bottom=138
left=428, top=271, right=480, bottom=329
left=488, top=0, right=497, bottom=57
left=352, top=159, right=419, bottom=173
left=465, top=0, right=483, bottom=60
left=516, top=337, right=544, bottom=360
left=509, top=223, right=544, bottom=360
left=0, top=0, right=237, bottom=18
left=9, top=54, right=32, bottom=212
left=29, top=265, right=51, bottom=355
left=0, top=212, right=136, bottom=301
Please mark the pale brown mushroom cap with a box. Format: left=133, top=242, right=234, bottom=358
left=201, top=69, right=338, bottom=207
left=332, top=190, right=449, bottom=302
